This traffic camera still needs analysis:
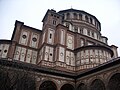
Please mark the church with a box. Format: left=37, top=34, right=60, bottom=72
left=0, top=8, right=120, bottom=90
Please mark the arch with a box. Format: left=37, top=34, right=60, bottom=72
left=39, top=81, right=57, bottom=90
left=90, top=17, right=93, bottom=24
left=62, top=14, right=65, bottom=19
left=90, top=79, right=105, bottom=90
left=67, top=13, right=70, bottom=19
left=85, top=15, right=89, bottom=22
left=79, top=13, right=82, bottom=20
left=61, top=84, right=74, bottom=90
left=74, top=26, right=78, bottom=32
left=74, top=13, right=77, bottom=19
left=106, top=71, right=119, bottom=84
left=108, top=73, right=120, bottom=90
left=77, top=83, right=87, bottom=90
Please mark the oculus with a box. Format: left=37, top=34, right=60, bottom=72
left=22, top=35, right=27, bottom=39
left=32, top=37, right=37, bottom=42
left=4, top=50, right=7, bottom=53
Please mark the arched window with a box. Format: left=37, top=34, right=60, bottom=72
left=80, top=28, right=83, bottom=34
left=66, top=23, right=69, bottom=28
left=79, top=13, right=82, bottom=20
left=61, top=84, right=74, bottom=90
left=74, top=26, right=78, bottom=32
left=67, top=13, right=70, bottom=19
left=39, top=81, right=57, bottom=90
left=97, top=23, right=100, bottom=30
left=85, top=15, right=89, bottom=22
left=74, top=13, right=77, bottom=19
left=90, top=18, right=93, bottom=24
left=92, top=32, right=94, bottom=37
left=90, top=79, right=105, bottom=90
left=62, top=14, right=65, bottom=20
left=53, top=20, right=56, bottom=25
left=108, top=73, right=120, bottom=90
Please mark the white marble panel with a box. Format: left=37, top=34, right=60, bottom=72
left=14, top=46, right=21, bottom=60
left=26, top=49, right=32, bottom=63
left=66, top=51, right=70, bottom=65
left=48, top=28, right=54, bottom=44
left=2, top=44, right=9, bottom=58
left=49, top=47, right=53, bottom=61
left=39, top=47, right=43, bottom=62
left=42, top=32, right=45, bottom=44
left=71, top=52, right=75, bottom=66
left=59, top=47, right=65, bottom=62
left=83, top=28, right=87, bottom=35
left=0, top=44, right=3, bottom=57
left=31, top=50, right=37, bottom=64
left=44, top=46, right=49, bottom=60
left=94, top=32, right=97, bottom=39
left=67, top=34, right=74, bottom=50
left=19, top=30, right=29, bottom=45
left=60, top=30, right=65, bottom=45
left=20, top=47, right=26, bottom=62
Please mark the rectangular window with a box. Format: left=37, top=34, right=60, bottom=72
left=53, top=20, right=56, bottom=25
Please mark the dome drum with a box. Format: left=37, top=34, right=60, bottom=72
left=75, top=45, right=113, bottom=70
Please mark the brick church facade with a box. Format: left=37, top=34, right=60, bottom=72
left=0, top=9, right=120, bottom=90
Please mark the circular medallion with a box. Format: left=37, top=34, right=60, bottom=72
left=27, top=54, right=30, bottom=58
left=16, top=51, right=19, bottom=55
left=21, top=53, right=25, bottom=56
left=33, top=56, right=36, bottom=59
left=67, top=56, right=69, bottom=60
left=68, top=39, right=72, bottom=44
left=60, top=52, right=63, bottom=56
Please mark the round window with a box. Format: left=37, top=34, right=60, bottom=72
left=22, top=35, right=27, bottom=39
left=32, top=37, right=37, bottom=42
left=4, top=50, right=7, bottom=53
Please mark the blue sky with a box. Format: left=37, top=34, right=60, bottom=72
left=0, top=0, right=120, bottom=55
